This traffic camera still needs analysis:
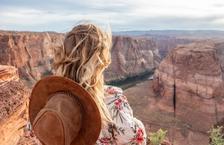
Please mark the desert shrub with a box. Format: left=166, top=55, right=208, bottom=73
left=209, top=126, right=224, bottom=145
left=148, top=129, right=167, bottom=145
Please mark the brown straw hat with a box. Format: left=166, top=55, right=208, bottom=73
left=29, top=76, right=101, bottom=145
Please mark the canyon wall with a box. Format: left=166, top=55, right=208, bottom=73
left=104, top=36, right=159, bottom=82
left=116, top=30, right=221, bottom=58
left=0, top=31, right=159, bottom=85
left=152, top=36, right=195, bottom=58
left=0, top=65, right=29, bottom=145
left=152, top=41, right=224, bottom=144
left=3, top=30, right=223, bottom=144
left=0, top=31, right=64, bottom=86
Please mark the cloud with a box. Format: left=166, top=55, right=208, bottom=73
left=1, top=0, right=224, bottom=31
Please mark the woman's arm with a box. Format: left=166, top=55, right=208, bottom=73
left=103, top=86, right=147, bottom=145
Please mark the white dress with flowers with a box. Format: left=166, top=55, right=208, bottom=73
left=96, top=85, right=147, bottom=145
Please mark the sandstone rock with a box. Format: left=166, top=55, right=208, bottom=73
left=0, top=65, right=29, bottom=145
left=152, top=41, right=224, bottom=144
left=0, top=31, right=64, bottom=86
left=0, top=31, right=159, bottom=85
left=104, top=36, right=159, bottom=82
left=124, top=80, right=210, bottom=145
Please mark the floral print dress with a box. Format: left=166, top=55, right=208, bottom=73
left=96, top=85, right=147, bottom=145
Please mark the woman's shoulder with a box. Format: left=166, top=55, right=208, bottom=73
left=103, top=85, right=129, bottom=108
left=99, top=85, right=147, bottom=145
left=104, top=85, right=131, bottom=116
left=104, top=85, right=123, bottom=96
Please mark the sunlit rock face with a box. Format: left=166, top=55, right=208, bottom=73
left=151, top=41, right=224, bottom=144
left=0, top=31, right=64, bottom=86
left=104, top=36, right=160, bottom=82
left=0, top=65, right=29, bottom=145
left=0, top=31, right=159, bottom=85
left=123, top=41, right=224, bottom=145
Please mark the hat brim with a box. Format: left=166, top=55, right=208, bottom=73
left=29, top=76, right=101, bottom=145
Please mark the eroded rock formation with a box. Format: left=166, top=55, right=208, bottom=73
left=152, top=41, right=224, bottom=144
left=104, top=36, right=159, bottom=82
left=0, top=65, right=29, bottom=145
left=0, top=31, right=64, bottom=86
left=0, top=31, right=159, bottom=84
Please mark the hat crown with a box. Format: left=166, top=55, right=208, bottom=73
left=29, top=76, right=102, bottom=145
left=33, top=92, right=82, bottom=145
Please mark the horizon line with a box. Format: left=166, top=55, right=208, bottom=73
left=1, top=28, right=224, bottom=33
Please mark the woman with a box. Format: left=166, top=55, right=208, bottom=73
left=53, top=23, right=147, bottom=145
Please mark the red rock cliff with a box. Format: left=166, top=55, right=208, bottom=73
left=153, top=41, right=224, bottom=144
left=0, top=31, right=159, bottom=84
left=104, top=36, right=159, bottom=82
left=0, top=31, right=64, bottom=86
left=0, top=65, right=29, bottom=145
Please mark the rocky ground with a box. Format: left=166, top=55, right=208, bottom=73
left=124, top=80, right=209, bottom=145
left=0, top=65, right=29, bottom=145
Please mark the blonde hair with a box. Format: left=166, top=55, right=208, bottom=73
left=53, top=23, right=112, bottom=125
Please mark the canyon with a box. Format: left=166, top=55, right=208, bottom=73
left=0, top=30, right=224, bottom=145
left=0, top=31, right=160, bottom=86
left=0, top=30, right=160, bottom=144
left=125, top=41, right=224, bottom=145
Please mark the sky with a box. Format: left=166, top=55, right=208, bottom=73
left=1, top=0, right=224, bottom=32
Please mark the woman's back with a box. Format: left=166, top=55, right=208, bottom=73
left=53, top=23, right=147, bottom=144
left=96, top=85, right=147, bottom=145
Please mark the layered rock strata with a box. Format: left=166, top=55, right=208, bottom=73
left=0, top=31, right=64, bottom=86
left=0, top=65, right=29, bottom=145
left=0, top=31, right=159, bottom=84
left=151, top=41, right=224, bottom=144
left=104, top=36, right=159, bottom=82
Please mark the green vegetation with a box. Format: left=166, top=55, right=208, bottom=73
left=209, top=126, right=224, bottom=145
left=148, top=129, right=167, bottom=145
